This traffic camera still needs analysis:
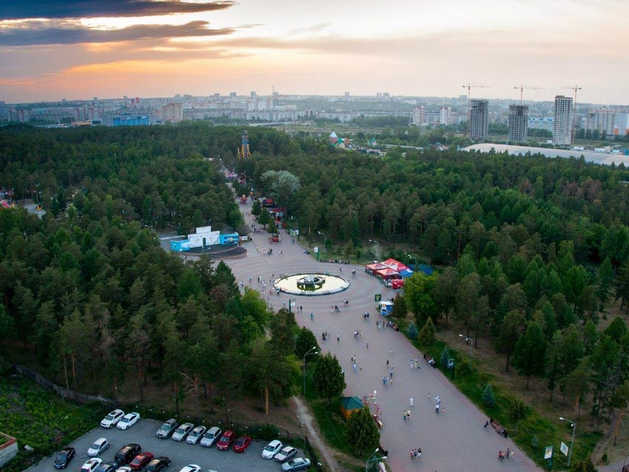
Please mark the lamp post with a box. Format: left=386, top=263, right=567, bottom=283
left=559, top=417, right=576, bottom=467
left=369, top=239, right=380, bottom=261
left=407, top=253, right=418, bottom=272
left=365, top=447, right=387, bottom=472
left=459, top=334, right=473, bottom=358
left=317, top=231, right=327, bottom=261
left=303, top=346, right=319, bottom=396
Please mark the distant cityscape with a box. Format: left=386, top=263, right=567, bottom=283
left=1, top=90, right=628, bottom=147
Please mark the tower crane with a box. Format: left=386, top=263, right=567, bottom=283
left=514, top=85, right=543, bottom=104
left=462, top=83, right=489, bottom=136
left=563, top=84, right=582, bottom=145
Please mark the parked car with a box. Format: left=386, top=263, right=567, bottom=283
left=81, top=458, right=102, bottom=472
left=216, top=430, right=236, bottom=451
left=117, top=412, right=141, bottom=430
left=262, top=440, right=283, bottom=459
left=87, top=438, right=110, bottom=457
left=117, top=467, right=133, bottom=472
left=156, top=419, right=178, bottom=439
left=54, top=447, right=76, bottom=469
left=177, top=465, right=201, bottom=472
left=145, top=457, right=171, bottom=472
left=274, top=446, right=297, bottom=463
left=95, top=461, right=118, bottom=472
left=100, top=409, right=125, bottom=428
left=282, top=457, right=311, bottom=472
left=232, top=436, right=252, bottom=453
left=115, top=444, right=142, bottom=464
left=130, top=452, right=154, bottom=471
left=199, top=426, right=222, bottom=447
left=185, top=426, right=207, bottom=445
left=171, top=423, right=194, bottom=442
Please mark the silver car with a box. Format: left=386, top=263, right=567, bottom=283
left=185, top=426, right=207, bottom=445
left=171, top=423, right=194, bottom=441
left=199, top=426, right=222, bottom=447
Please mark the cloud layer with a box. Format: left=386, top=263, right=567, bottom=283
left=0, top=21, right=237, bottom=46
left=0, top=0, right=234, bottom=20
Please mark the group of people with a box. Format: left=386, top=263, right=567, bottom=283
left=409, top=448, right=422, bottom=460
left=498, top=448, right=511, bottom=461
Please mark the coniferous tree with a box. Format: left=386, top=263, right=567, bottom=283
left=513, top=322, right=547, bottom=388
left=345, top=407, right=380, bottom=455
left=313, top=353, right=346, bottom=403
left=418, top=317, right=436, bottom=347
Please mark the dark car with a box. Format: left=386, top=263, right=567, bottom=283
left=54, top=447, right=76, bottom=469
left=129, top=452, right=154, bottom=471
left=95, top=461, right=119, bottom=472
left=145, top=457, right=171, bottom=472
left=115, top=444, right=142, bottom=465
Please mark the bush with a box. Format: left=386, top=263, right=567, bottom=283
left=482, top=384, right=496, bottom=408
left=440, top=347, right=450, bottom=367
left=531, top=435, right=539, bottom=448
left=457, top=358, right=474, bottom=376
left=257, top=424, right=280, bottom=441
left=418, top=318, right=436, bottom=346
left=407, top=322, right=418, bottom=340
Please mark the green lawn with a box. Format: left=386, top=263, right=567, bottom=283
left=0, top=373, right=107, bottom=472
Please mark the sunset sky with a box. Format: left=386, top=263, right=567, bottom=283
left=1, top=0, right=628, bottom=104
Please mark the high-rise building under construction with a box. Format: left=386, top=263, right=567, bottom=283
left=508, top=105, right=528, bottom=143
left=470, top=99, right=489, bottom=141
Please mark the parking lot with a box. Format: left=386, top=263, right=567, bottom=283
left=28, top=419, right=304, bottom=472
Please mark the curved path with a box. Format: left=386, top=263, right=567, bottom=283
left=224, top=201, right=542, bottom=472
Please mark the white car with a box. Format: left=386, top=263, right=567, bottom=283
left=117, top=412, right=140, bottom=430
left=87, top=438, right=110, bottom=457
left=81, top=458, right=102, bottom=472
left=185, top=426, right=207, bottom=445
left=178, top=465, right=201, bottom=472
left=100, top=409, right=124, bottom=428
left=171, top=422, right=194, bottom=441
left=262, top=440, right=283, bottom=459
left=274, top=446, right=297, bottom=463
left=117, top=467, right=132, bottom=472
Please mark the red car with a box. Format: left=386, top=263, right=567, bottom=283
left=233, top=436, right=252, bottom=453
left=130, top=452, right=154, bottom=470
left=216, top=431, right=236, bottom=451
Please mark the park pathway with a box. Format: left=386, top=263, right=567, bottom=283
left=223, top=199, right=542, bottom=472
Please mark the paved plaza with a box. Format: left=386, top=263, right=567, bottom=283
left=221, top=201, right=542, bottom=472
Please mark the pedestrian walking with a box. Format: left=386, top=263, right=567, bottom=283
left=403, top=410, right=407, bottom=421
left=409, top=397, right=414, bottom=407
left=410, top=359, right=414, bottom=369
left=435, top=403, right=440, bottom=414
left=366, top=342, right=369, bottom=349
left=310, top=312, right=314, bottom=321
left=337, top=334, right=340, bottom=342
left=506, top=448, right=511, bottom=459
left=386, top=359, right=389, bottom=368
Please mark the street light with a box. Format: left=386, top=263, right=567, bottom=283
left=369, top=239, right=380, bottom=261
left=459, top=334, right=473, bottom=358
left=365, top=447, right=387, bottom=472
left=317, top=231, right=327, bottom=261
left=407, top=253, right=418, bottom=271
left=303, top=346, right=319, bottom=396
left=559, top=417, right=576, bottom=467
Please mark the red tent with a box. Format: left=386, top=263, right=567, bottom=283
left=374, top=268, right=399, bottom=279
left=382, top=258, right=410, bottom=272
left=365, top=263, right=386, bottom=274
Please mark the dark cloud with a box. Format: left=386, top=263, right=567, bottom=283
left=0, top=0, right=235, bottom=20
left=0, top=21, right=237, bottom=46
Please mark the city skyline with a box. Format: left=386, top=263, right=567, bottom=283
left=1, top=0, right=629, bottom=104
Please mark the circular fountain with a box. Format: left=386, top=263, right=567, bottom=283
left=274, top=273, right=349, bottom=296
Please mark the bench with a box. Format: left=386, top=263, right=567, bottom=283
left=489, top=419, right=508, bottom=438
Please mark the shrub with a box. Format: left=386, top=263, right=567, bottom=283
left=407, top=322, right=418, bottom=340
left=482, top=384, right=496, bottom=408
left=440, top=347, right=450, bottom=368
left=457, top=358, right=474, bottom=376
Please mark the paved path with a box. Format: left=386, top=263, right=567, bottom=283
left=292, top=396, right=341, bottom=472
left=223, top=200, right=542, bottom=472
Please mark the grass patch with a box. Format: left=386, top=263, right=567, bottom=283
left=0, top=373, right=108, bottom=472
